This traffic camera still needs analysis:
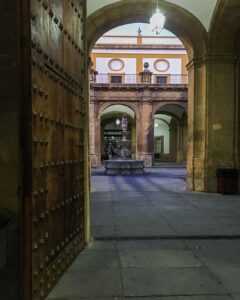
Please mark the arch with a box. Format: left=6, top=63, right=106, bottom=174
left=98, top=102, right=139, bottom=120
left=87, top=0, right=208, bottom=60
left=154, top=116, right=171, bottom=126
left=154, top=103, right=187, bottom=119
left=100, top=104, right=137, bottom=160
left=209, top=0, right=240, bottom=53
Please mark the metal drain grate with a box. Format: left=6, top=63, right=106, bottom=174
left=93, top=234, right=240, bottom=242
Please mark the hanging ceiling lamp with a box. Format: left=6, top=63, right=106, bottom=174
left=150, top=0, right=166, bottom=35
left=116, top=117, right=121, bottom=125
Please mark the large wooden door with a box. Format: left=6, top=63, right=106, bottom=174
left=22, top=1, right=86, bottom=299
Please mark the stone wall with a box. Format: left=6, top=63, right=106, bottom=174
left=0, top=1, right=21, bottom=299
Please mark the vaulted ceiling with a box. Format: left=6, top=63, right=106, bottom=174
left=87, top=0, right=218, bottom=31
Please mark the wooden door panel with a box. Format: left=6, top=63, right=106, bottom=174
left=28, top=1, right=86, bottom=299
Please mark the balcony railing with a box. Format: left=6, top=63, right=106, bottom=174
left=90, top=73, right=188, bottom=85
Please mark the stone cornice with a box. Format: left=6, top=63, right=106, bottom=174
left=90, top=84, right=188, bottom=103
left=93, top=44, right=185, bottom=51
left=90, top=83, right=188, bottom=91
left=90, top=97, right=187, bottom=102
left=205, top=52, right=238, bottom=64
left=187, top=52, right=239, bottom=71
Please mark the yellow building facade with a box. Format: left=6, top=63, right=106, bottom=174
left=90, top=31, right=188, bottom=166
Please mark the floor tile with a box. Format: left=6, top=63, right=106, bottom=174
left=122, top=268, right=226, bottom=297
left=209, top=267, right=240, bottom=293
left=119, top=249, right=202, bottom=268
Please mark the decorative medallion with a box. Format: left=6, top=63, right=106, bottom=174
left=108, top=59, right=124, bottom=71
left=154, top=59, right=170, bottom=72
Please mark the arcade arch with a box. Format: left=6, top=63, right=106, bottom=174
left=154, top=104, right=187, bottom=163
left=101, top=105, right=136, bottom=161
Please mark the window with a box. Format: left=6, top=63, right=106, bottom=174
left=110, top=75, right=123, bottom=84
left=156, top=76, right=168, bottom=84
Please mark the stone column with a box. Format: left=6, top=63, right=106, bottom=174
left=187, top=53, right=239, bottom=192
left=131, top=121, right=137, bottom=159
left=177, top=114, right=188, bottom=163
left=89, top=97, right=101, bottom=167
left=187, top=59, right=207, bottom=191
left=177, top=123, right=184, bottom=163
left=136, top=118, right=141, bottom=161
left=169, top=119, right=178, bottom=162
left=138, top=98, right=154, bottom=167
left=182, top=119, right=188, bottom=162
left=204, top=53, right=239, bottom=192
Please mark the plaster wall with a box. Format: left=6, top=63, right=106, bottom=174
left=143, top=58, right=182, bottom=74
left=97, top=36, right=182, bottom=45
left=142, top=37, right=182, bottom=45
left=96, top=57, right=137, bottom=74
left=97, top=36, right=138, bottom=44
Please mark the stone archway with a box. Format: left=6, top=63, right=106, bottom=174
left=90, top=104, right=137, bottom=167
left=87, top=0, right=207, bottom=60
left=97, top=102, right=140, bottom=122
left=87, top=0, right=208, bottom=191
left=209, top=0, right=240, bottom=53
left=153, top=103, right=187, bottom=118
left=101, top=105, right=137, bottom=161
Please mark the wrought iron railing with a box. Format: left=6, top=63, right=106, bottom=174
left=90, top=73, right=188, bottom=85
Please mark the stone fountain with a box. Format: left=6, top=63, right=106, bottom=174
left=104, top=115, right=145, bottom=175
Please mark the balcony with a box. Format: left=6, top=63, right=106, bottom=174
left=90, top=73, right=188, bottom=103
left=90, top=73, right=188, bottom=86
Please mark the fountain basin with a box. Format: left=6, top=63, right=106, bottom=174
left=104, top=160, right=145, bottom=175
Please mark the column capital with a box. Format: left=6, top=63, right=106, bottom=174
left=187, top=52, right=238, bottom=71
left=205, top=52, right=238, bottom=65
left=187, top=57, right=205, bottom=71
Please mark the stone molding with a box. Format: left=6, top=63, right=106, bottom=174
left=93, top=44, right=185, bottom=50
left=187, top=52, right=238, bottom=71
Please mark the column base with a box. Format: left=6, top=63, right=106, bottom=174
left=90, top=154, right=101, bottom=168
left=138, top=153, right=153, bottom=167
left=187, top=157, right=206, bottom=192
left=177, top=152, right=184, bottom=163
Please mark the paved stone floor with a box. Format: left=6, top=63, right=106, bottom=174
left=48, top=167, right=240, bottom=300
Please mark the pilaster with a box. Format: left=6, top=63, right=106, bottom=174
left=205, top=52, right=238, bottom=191
left=187, top=52, right=239, bottom=192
